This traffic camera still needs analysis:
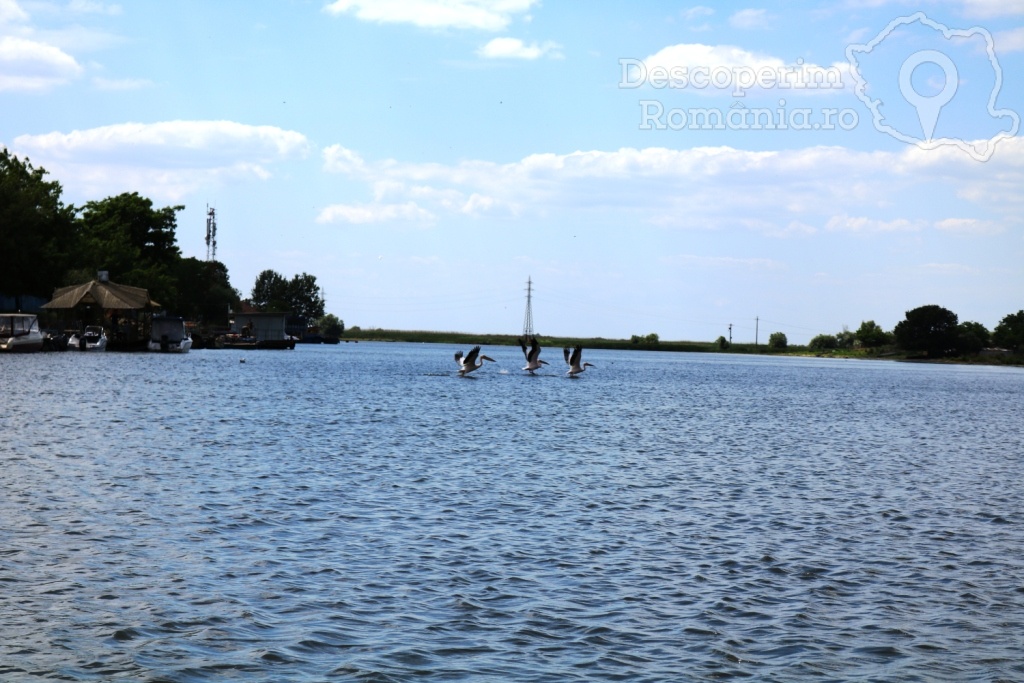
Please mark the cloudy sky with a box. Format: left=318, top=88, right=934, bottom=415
left=3, top=0, right=1022, bottom=343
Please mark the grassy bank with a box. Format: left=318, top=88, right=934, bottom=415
left=342, top=328, right=1024, bottom=366
left=346, top=327, right=721, bottom=352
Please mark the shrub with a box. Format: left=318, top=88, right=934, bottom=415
left=809, top=334, right=837, bottom=350
left=767, top=331, right=788, bottom=350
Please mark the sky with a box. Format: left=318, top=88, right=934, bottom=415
left=2, top=0, right=1022, bottom=344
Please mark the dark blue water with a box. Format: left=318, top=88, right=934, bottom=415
left=2, top=344, right=1023, bottom=681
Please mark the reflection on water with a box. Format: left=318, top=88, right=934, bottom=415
left=2, top=345, right=1023, bottom=681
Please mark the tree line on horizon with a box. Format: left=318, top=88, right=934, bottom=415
left=0, top=149, right=337, bottom=333
left=739, top=305, right=1023, bottom=358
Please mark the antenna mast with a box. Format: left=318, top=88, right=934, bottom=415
left=522, top=276, right=535, bottom=338
left=205, top=205, right=217, bottom=261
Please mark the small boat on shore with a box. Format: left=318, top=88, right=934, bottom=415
left=0, top=313, right=45, bottom=353
left=68, top=325, right=108, bottom=352
left=148, top=316, right=193, bottom=353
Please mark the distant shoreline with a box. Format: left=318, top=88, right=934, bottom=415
left=341, top=329, right=1023, bottom=367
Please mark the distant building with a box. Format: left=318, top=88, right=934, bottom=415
left=231, top=311, right=289, bottom=342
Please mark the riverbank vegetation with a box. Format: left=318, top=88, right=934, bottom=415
left=345, top=303, right=1024, bottom=368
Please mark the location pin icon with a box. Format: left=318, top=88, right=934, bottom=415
left=898, top=50, right=958, bottom=141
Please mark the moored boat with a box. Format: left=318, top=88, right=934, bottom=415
left=0, top=313, right=45, bottom=353
left=148, top=316, right=193, bottom=353
left=68, top=325, right=108, bottom=352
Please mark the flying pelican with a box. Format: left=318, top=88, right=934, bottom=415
left=518, top=336, right=548, bottom=373
left=454, top=345, right=496, bottom=376
left=563, top=345, right=595, bottom=377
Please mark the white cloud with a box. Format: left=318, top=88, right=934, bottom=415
left=825, top=215, right=923, bottom=233
left=0, top=0, right=29, bottom=24
left=16, top=120, right=309, bottom=159
left=852, top=0, right=1024, bottom=18
left=12, top=120, right=310, bottom=200
left=323, top=144, right=368, bottom=174
left=933, top=218, right=1003, bottom=235
left=770, top=220, right=818, bottom=237
left=681, top=5, right=713, bottom=30
left=322, top=0, right=538, bottom=31
left=461, top=193, right=497, bottom=215
left=316, top=201, right=434, bottom=224
left=319, top=142, right=1023, bottom=234
left=729, top=8, right=772, bottom=29
left=961, top=0, right=1024, bottom=18
left=477, top=36, right=561, bottom=59
left=682, top=6, right=714, bottom=21
left=0, top=35, right=82, bottom=90
left=67, top=0, right=122, bottom=15
left=994, top=26, right=1024, bottom=52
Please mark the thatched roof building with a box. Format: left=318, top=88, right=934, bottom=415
left=42, top=279, right=159, bottom=310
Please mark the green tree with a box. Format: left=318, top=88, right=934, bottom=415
left=893, top=305, right=959, bottom=357
left=992, top=310, right=1024, bottom=352
left=169, top=258, right=240, bottom=324
left=287, top=272, right=325, bottom=324
left=809, top=333, right=838, bottom=350
left=251, top=269, right=289, bottom=311
left=956, top=321, right=990, bottom=355
left=768, top=331, right=788, bottom=350
left=318, top=313, right=344, bottom=339
left=630, top=332, right=659, bottom=346
left=250, top=270, right=325, bottom=327
left=835, top=327, right=856, bottom=349
left=855, top=320, right=889, bottom=348
left=714, top=335, right=730, bottom=350
left=0, top=150, right=77, bottom=306
left=73, top=192, right=183, bottom=304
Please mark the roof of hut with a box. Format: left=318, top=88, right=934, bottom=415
left=42, top=279, right=159, bottom=310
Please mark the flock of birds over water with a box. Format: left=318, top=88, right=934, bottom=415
left=454, top=336, right=595, bottom=378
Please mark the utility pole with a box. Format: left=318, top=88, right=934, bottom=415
left=755, top=317, right=759, bottom=348
left=522, top=276, right=535, bottom=338
left=728, top=323, right=732, bottom=345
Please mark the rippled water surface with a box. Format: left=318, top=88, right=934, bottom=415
left=2, top=344, right=1023, bottom=681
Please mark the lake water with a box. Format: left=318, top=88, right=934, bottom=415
left=2, top=343, right=1023, bottom=682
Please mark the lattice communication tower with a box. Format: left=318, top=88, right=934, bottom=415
left=205, top=205, right=217, bottom=262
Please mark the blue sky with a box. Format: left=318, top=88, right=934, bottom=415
left=2, top=0, right=1022, bottom=343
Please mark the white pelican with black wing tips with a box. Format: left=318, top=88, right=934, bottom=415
left=518, top=336, right=548, bottom=374
left=563, top=345, right=595, bottom=377
left=454, top=345, right=496, bottom=376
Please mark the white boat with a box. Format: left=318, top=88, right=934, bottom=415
left=68, top=325, right=108, bottom=352
left=0, top=313, right=45, bottom=353
left=148, top=316, right=193, bottom=353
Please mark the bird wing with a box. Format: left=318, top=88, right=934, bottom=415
left=518, top=337, right=528, bottom=359
left=454, top=350, right=464, bottom=364
left=563, top=347, right=571, bottom=364
left=528, top=336, right=541, bottom=362
left=570, top=345, right=582, bottom=367
left=464, top=346, right=481, bottom=365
